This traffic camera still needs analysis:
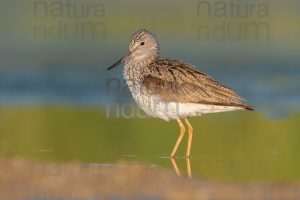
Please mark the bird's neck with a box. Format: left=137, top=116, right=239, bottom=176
left=124, top=54, right=158, bottom=84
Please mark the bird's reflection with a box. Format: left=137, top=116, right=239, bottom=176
left=170, top=158, right=192, bottom=178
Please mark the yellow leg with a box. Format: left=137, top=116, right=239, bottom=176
left=184, top=118, right=193, bottom=158
left=170, top=119, right=186, bottom=158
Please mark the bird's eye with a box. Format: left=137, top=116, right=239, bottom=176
left=140, top=42, right=145, bottom=45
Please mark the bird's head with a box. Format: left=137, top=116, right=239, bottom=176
left=107, top=29, right=159, bottom=71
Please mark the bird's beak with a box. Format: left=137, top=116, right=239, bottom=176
left=107, top=53, right=129, bottom=71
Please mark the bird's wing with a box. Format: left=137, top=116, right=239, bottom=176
left=142, top=58, right=252, bottom=109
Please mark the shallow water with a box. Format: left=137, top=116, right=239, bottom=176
left=1, top=107, right=299, bottom=182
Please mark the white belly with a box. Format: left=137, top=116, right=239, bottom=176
left=129, top=85, right=243, bottom=121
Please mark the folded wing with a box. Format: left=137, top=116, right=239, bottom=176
left=142, top=58, right=253, bottom=110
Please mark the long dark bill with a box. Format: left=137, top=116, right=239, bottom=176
left=107, top=54, right=129, bottom=71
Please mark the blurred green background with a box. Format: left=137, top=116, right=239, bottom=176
left=0, top=0, right=300, bottom=182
